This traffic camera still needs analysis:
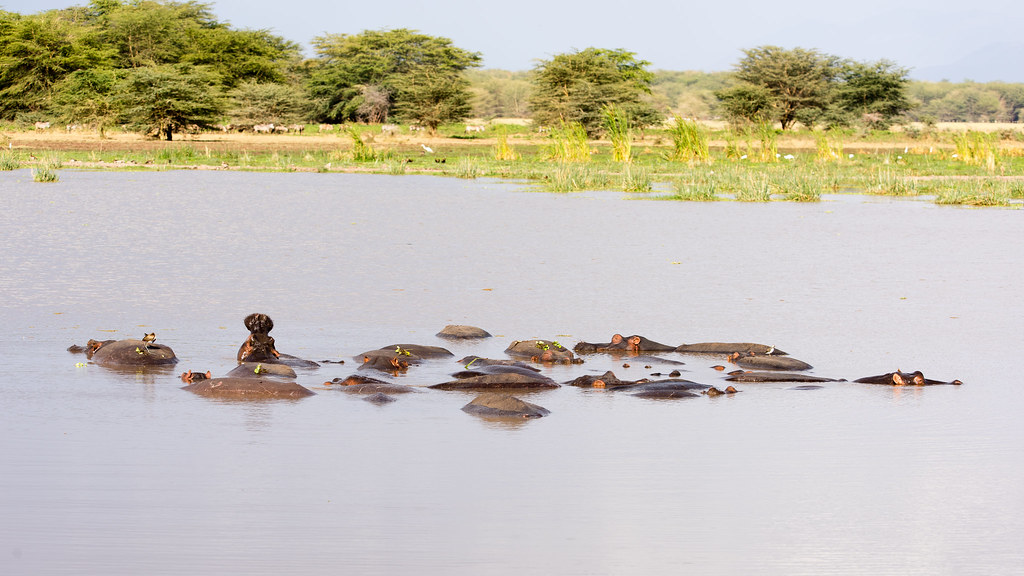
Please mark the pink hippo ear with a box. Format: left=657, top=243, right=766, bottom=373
left=610, top=333, right=624, bottom=344
left=892, top=372, right=906, bottom=385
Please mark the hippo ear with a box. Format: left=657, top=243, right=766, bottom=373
left=892, top=372, right=906, bottom=385
left=611, top=334, right=623, bottom=344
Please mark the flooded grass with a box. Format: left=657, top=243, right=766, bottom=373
left=11, top=127, right=1024, bottom=206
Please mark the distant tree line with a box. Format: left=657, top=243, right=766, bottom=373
left=1, top=1, right=1020, bottom=140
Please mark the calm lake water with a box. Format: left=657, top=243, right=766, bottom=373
left=1, top=169, right=1022, bottom=575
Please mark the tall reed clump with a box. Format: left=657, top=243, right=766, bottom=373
left=757, top=122, right=778, bottom=162
left=347, top=127, right=377, bottom=162
left=667, top=116, right=709, bottom=164
left=934, top=178, right=1010, bottom=206
left=621, top=166, right=652, bottom=192
left=0, top=150, right=18, bottom=170
left=544, top=163, right=612, bottom=192
left=602, top=105, right=632, bottom=163
left=814, top=131, right=845, bottom=163
left=952, top=131, right=999, bottom=171
left=454, top=157, right=481, bottom=179
left=866, top=167, right=918, bottom=196
left=672, top=171, right=719, bottom=201
left=32, top=155, right=61, bottom=182
left=543, top=121, right=591, bottom=162
left=492, top=127, right=520, bottom=161
left=773, top=171, right=822, bottom=202
left=735, top=173, right=773, bottom=201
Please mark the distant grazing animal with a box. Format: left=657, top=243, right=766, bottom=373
left=465, top=125, right=485, bottom=133
left=381, top=124, right=399, bottom=135
left=288, top=124, right=305, bottom=133
left=253, top=123, right=274, bottom=134
left=318, top=124, right=334, bottom=132
left=34, top=121, right=50, bottom=130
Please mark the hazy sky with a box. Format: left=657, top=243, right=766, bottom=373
left=4, top=0, right=1023, bottom=81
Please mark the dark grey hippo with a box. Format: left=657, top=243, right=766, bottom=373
left=504, top=339, right=578, bottom=364
left=181, top=377, right=315, bottom=399
left=461, top=393, right=550, bottom=418
left=854, top=371, right=963, bottom=386
left=451, top=364, right=546, bottom=380
left=565, top=371, right=644, bottom=389
left=436, top=325, right=492, bottom=339
left=458, top=356, right=540, bottom=371
left=87, top=338, right=178, bottom=367
left=325, top=374, right=421, bottom=395
left=726, top=371, right=838, bottom=383
left=227, top=362, right=297, bottom=379
left=363, top=392, right=398, bottom=404
left=430, top=369, right=559, bottom=391
left=729, top=352, right=812, bottom=371
left=236, top=313, right=319, bottom=368
left=675, top=342, right=785, bottom=356
left=629, top=380, right=711, bottom=399
left=573, top=334, right=676, bottom=354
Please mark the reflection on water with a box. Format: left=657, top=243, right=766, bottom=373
left=1, top=170, right=1023, bottom=575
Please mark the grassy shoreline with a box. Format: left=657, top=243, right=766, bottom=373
left=3, top=122, right=1023, bottom=207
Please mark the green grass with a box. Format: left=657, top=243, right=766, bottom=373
left=12, top=122, right=1024, bottom=208
left=0, top=150, right=18, bottom=170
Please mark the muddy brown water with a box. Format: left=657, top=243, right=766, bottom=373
left=1, top=169, right=1022, bottom=575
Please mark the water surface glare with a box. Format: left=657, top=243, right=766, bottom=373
left=1, top=169, right=1022, bottom=575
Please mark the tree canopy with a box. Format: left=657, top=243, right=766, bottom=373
left=716, top=46, right=913, bottom=129
left=529, top=48, right=662, bottom=135
left=306, top=28, right=481, bottom=128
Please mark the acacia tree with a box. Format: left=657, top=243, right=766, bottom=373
left=529, top=48, right=662, bottom=135
left=717, top=46, right=912, bottom=129
left=114, top=64, right=223, bottom=140
left=0, top=9, right=115, bottom=119
left=307, top=28, right=481, bottom=126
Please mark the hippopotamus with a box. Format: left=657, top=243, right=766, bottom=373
left=573, top=334, right=676, bottom=354
left=854, top=371, right=963, bottom=386
left=726, top=371, right=838, bottom=383
left=180, top=370, right=212, bottom=383
left=237, top=313, right=319, bottom=368
left=181, top=377, right=315, bottom=399
left=628, top=380, right=711, bottom=398
left=504, top=339, right=578, bottom=364
left=458, top=356, right=540, bottom=371
left=430, top=368, right=559, bottom=391
left=436, top=325, right=492, bottom=339
left=226, top=362, right=296, bottom=379
left=728, top=352, right=812, bottom=371
left=565, top=371, right=644, bottom=389
left=675, top=342, right=785, bottom=356
left=86, top=338, right=178, bottom=367
left=325, top=374, right=421, bottom=395
left=461, top=393, right=550, bottom=418
left=703, top=386, right=740, bottom=397
left=363, top=392, right=398, bottom=404
left=451, top=364, right=546, bottom=380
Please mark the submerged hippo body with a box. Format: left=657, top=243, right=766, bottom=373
left=729, top=353, right=812, bottom=371
left=573, top=334, right=677, bottom=354
left=505, top=339, right=577, bottom=364
left=430, top=371, right=559, bottom=391
left=89, top=339, right=178, bottom=367
left=854, top=371, right=963, bottom=386
left=458, top=356, right=541, bottom=371
left=325, top=374, right=421, bottom=395
left=182, top=377, right=315, bottom=399
left=461, top=393, right=550, bottom=418
left=675, top=342, right=785, bottom=356
left=436, top=325, right=492, bottom=339
left=565, top=371, right=643, bottom=389
left=726, top=372, right=838, bottom=383
left=227, top=362, right=297, bottom=379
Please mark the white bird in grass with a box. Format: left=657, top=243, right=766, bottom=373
left=421, top=144, right=433, bottom=153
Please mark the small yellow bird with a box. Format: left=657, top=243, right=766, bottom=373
left=142, top=333, right=156, bottom=350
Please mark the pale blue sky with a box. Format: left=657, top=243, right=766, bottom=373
left=4, top=0, right=1022, bottom=81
